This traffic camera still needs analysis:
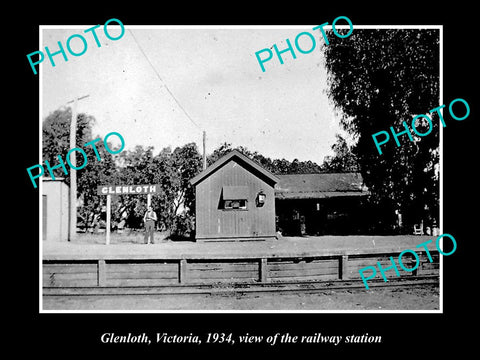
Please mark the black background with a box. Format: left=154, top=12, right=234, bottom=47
left=15, top=2, right=476, bottom=356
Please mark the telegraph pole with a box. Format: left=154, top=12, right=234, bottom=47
left=67, top=94, right=89, bottom=241
left=202, top=130, right=207, bottom=170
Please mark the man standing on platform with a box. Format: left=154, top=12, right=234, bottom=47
left=143, top=205, right=157, bottom=244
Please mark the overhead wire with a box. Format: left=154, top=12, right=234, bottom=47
left=128, top=29, right=202, bottom=131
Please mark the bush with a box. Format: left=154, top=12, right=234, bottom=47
left=170, top=213, right=195, bottom=239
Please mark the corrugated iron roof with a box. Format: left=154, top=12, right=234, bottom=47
left=275, top=173, right=368, bottom=199
left=190, top=149, right=279, bottom=186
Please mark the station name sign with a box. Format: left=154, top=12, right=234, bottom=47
left=97, top=184, right=160, bottom=195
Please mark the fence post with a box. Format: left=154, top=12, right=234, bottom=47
left=259, top=258, right=268, bottom=283
left=97, top=259, right=106, bottom=286
left=179, top=259, right=187, bottom=284
left=339, top=255, right=349, bottom=280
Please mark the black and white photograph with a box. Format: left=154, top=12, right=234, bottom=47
left=16, top=5, right=476, bottom=356
left=38, top=24, right=443, bottom=313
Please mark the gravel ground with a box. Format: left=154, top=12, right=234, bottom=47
left=42, top=284, right=439, bottom=311
left=43, top=234, right=437, bottom=259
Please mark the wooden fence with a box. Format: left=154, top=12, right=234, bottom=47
left=43, top=249, right=440, bottom=288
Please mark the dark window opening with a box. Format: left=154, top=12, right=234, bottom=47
left=224, top=199, right=247, bottom=210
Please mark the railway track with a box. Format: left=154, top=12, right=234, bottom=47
left=43, top=275, right=439, bottom=297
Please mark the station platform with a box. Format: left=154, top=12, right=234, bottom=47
left=42, top=235, right=441, bottom=290
left=43, top=235, right=436, bottom=261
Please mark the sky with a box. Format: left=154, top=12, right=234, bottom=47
left=40, top=25, right=347, bottom=165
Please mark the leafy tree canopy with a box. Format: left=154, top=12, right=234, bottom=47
left=42, top=110, right=359, bottom=235
left=208, top=142, right=325, bottom=175
left=323, top=29, right=440, bottom=232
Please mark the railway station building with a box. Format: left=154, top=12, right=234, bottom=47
left=190, top=150, right=369, bottom=241
left=275, top=173, right=369, bottom=236
left=42, top=178, right=69, bottom=242
left=190, top=150, right=279, bottom=241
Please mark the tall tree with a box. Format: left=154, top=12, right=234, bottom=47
left=42, top=107, right=118, bottom=231
left=207, top=142, right=324, bottom=175
left=322, top=134, right=359, bottom=172
left=42, top=108, right=95, bottom=184
left=171, top=143, right=203, bottom=216
left=323, top=29, right=440, bottom=233
left=150, top=147, right=177, bottom=231
left=207, top=142, right=234, bottom=165
left=115, top=143, right=202, bottom=235
left=170, top=143, right=203, bottom=235
left=77, top=137, right=119, bottom=231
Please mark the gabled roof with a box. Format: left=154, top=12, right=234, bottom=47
left=190, top=149, right=280, bottom=186
left=275, top=173, right=368, bottom=199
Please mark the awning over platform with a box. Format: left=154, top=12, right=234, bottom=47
left=222, top=186, right=249, bottom=200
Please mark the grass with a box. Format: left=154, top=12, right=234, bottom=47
left=72, top=230, right=170, bottom=245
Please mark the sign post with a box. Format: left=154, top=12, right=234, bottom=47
left=106, top=194, right=111, bottom=245
left=97, top=184, right=160, bottom=245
